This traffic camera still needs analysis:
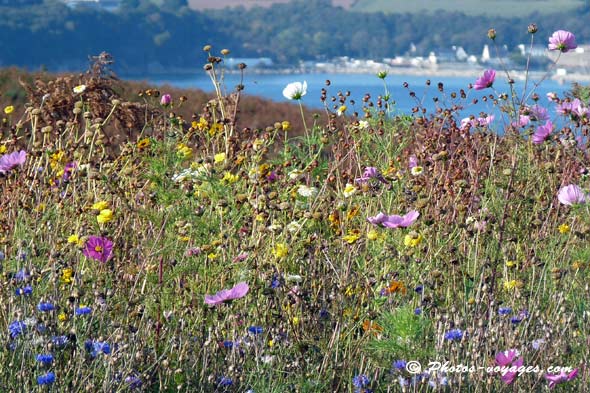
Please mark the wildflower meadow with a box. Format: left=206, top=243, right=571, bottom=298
left=1, top=27, right=590, bottom=392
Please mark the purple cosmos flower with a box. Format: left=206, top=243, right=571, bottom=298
left=0, top=150, right=26, bottom=174
left=557, top=184, right=587, bottom=206
left=548, top=30, right=577, bottom=52
left=204, top=282, right=249, bottom=306
left=528, top=105, right=549, bottom=121
left=571, top=99, right=588, bottom=118
left=532, top=120, right=553, bottom=144
left=160, top=94, right=172, bottom=106
left=545, top=368, right=578, bottom=389
left=367, top=211, right=419, bottom=228
left=82, top=236, right=114, bottom=263
left=474, top=69, right=496, bottom=90
left=511, top=115, right=530, bottom=128
left=62, top=162, right=76, bottom=182
left=408, top=155, right=418, bottom=169
left=355, top=166, right=387, bottom=184
left=477, top=115, right=494, bottom=127
left=556, top=100, right=574, bottom=115
left=495, top=349, right=523, bottom=385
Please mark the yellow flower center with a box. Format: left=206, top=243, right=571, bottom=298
left=95, top=245, right=103, bottom=253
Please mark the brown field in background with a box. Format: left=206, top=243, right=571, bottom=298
left=188, top=0, right=355, bottom=10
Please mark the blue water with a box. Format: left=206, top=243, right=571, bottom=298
left=130, top=71, right=573, bottom=124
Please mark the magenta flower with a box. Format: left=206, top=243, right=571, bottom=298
left=558, top=184, right=587, bottom=206
left=474, top=69, right=496, bottom=90
left=545, top=368, right=578, bottom=389
left=0, top=150, right=26, bottom=174
left=548, top=30, right=577, bottom=52
left=355, top=166, right=387, bottom=184
left=82, top=236, right=114, bottom=263
left=160, top=94, right=172, bottom=106
left=532, top=120, right=553, bottom=144
left=511, top=115, right=530, bottom=128
left=528, top=105, right=549, bottom=121
left=495, top=349, right=523, bottom=385
left=367, top=210, right=419, bottom=228
left=205, top=282, right=249, bottom=306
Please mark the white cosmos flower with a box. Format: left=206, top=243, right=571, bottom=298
left=283, top=81, right=307, bottom=100
left=343, top=183, right=357, bottom=197
left=73, top=84, right=87, bottom=94
left=297, top=185, right=318, bottom=198
left=358, top=120, right=369, bottom=129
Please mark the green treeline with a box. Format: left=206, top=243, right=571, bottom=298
left=0, top=0, right=588, bottom=73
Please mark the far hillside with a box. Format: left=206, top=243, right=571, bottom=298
left=188, top=0, right=354, bottom=10
left=350, top=0, right=586, bottom=16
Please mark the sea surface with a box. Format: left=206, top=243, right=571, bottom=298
left=126, top=71, right=574, bottom=124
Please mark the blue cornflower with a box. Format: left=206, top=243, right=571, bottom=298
left=15, top=285, right=33, bottom=296
left=319, top=309, right=329, bottom=319
left=271, top=275, right=281, bottom=288
left=51, top=335, right=69, bottom=348
left=37, top=302, right=55, bottom=312
left=498, top=307, right=512, bottom=315
left=444, top=329, right=464, bottom=341
left=125, top=374, right=142, bottom=389
left=248, top=326, right=263, bottom=335
left=218, top=376, right=233, bottom=386
left=75, top=306, right=92, bottom=316
left=223, top=340, right=234, bottom=349
left=9, top=320, right=26, bottom=338
left=85, top=340, right=111, bottom=357
left=37, top=372, right=55, bottom=385
left=393, top=360, right=407, bottom=370
left=414, top=285, right=424, bottom=294
left=414, top=307, right=422, bottom=315
left=14, top=268, right=29, bottom=281
left=352, top=374, right=370, bottom=388
left=0, top=251, right=5, bottom=261
left=36, top=354, right=54, bottom=365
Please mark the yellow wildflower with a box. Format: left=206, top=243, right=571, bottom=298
left=343, top=183, right=357, bottom=198
left=268, top=339, right=274, bottom=348
left=404, top=231, right=423, bottom=247
left=176, top=143, right=192, bottom=159
left=291, top=316, right=300, bottom=326
left=179, top=236, right=190, bottom=242
left=58, top=312, right=68, bottom=322
left=0, top=144, right=6, bottom=154
left=503, top=279, right=523, bottom=291
left=344, top=285, right=356, bottom=297
left=558, top=224, right=570, bottom=234
left=346, top=205, right=360, bottom=220
left=61, top=268, right=74, bottom=284
left=4, top=105, right=14, bottom=115
left=505, top=260, right=517, bottom=268
left=34, top=203, right=46, bottom=212
left=196, top=117, right=208, bottom=130
left=337, top=105, right=347, bottom=116
left=252, top=138, right=264, bottom=151
left=136, top=138, right=150, bottom=149
left=67, top=235, right=80, bottom=244
left=281, top=121, right=291, bottom=131
left=91, top=201, right=109, bottom=211
left=343, top=229, right=361, bottom=244
left=97, top=209, right=113, bottom=224
left=208, top=123, right=223, bottom=137
left=222, top=171, right=239, bottom=184
left=214, top=152, right=226, bottom=164
left=367, top=229, right=379, bottom=240
left=272, top=243, right=289, bottom=259
left=207, top=252, right=217, bottom=260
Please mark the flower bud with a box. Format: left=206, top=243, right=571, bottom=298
left=487, top=28, right=496, bottom=40
left=527, top=23, right=538, bottom=34
left=202, top=44, right=211, bottom=52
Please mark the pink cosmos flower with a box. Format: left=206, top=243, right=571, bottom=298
left=367, top=210, right=419, bottom=228
left=495, top=349, right=523, bottom=385
left=0, top=150, right=27, bottom=174
left=355, top=166, right=387, bottom=184
left=532, top=120, right=553, bottom=144
left=548, top=30, right=577, bottom=52
left=160, top=94, right=172, bottom=106
left=511, top=115, right=530, bottom=128
left=474, top=69, right=496, bottom=90
left=545, top=368, right=578, bottom=389
left=557, top=184, right=587, bottom=206
left=528, top=105, right=549, bottom=121
left=82, top=236, right=114, bottom=263
left=204, top=282, right=249, bottom=306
